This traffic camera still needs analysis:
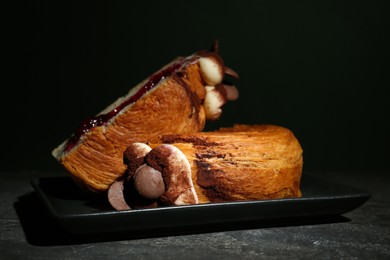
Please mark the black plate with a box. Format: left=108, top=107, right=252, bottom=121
left=31, top=174, right=370, bottom=235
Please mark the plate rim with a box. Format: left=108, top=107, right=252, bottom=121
left=30, top=175, right=371, bottom=234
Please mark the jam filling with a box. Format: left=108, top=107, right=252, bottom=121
left=64, top=56, right=197, bottom=152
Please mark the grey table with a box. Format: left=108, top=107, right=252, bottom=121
left=1, top=170, right=389, bottom=259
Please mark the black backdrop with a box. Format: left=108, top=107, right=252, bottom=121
left=4, top=0, right=389, bottom=173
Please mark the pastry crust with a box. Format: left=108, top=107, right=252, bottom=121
left=53, top=61, right=208, bottom=193
left=153, top=124, right=303, bottom=203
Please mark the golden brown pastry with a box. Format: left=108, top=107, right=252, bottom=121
left=110, top=124, right=303, bottom=210
left=163, top=124, right=304, bottom=203
left=52, top=43, right=239, bottom=193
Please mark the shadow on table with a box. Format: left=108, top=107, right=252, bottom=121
left=14, top=191, right=350, bottom=246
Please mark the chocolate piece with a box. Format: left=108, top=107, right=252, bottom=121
left=133, top=164, right=165, bottom=200
left=108, top=180, right=131, bottom=210
left=145, top=144, right=198, bottom=205
left=215, top=83, right=239, bottom=101
left=123, top=143, right=152, bottom=178
left=224, top=66, right=239, bottom=79
left=123, top=177, right=159, bottom=209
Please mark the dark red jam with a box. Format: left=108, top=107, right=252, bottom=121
left=64, top=56, right=196, bottom=152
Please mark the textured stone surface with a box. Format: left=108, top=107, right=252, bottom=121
left=1, top=170, right=389, bottom=259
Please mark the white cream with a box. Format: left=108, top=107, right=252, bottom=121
left=203, top=86, right=226, bottom=120
left=198, top=57, right=224, bottom=86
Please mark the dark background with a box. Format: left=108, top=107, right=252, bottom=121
left=4, top=1, right=389, bottom=174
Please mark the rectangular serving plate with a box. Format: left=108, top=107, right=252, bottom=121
left=31, top=174, right=370, bottom=235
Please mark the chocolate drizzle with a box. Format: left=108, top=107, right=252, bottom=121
left=195, top=159, right=232, bottom=202
left=171, top=74, right=201, bottom=121
left=196, top=151, right=226, bottom=159
left=194, top=149, right=233, bottom=202
left=195, top=160, right=214, bottom=187
left=161, top=135, right=218, bottom=147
